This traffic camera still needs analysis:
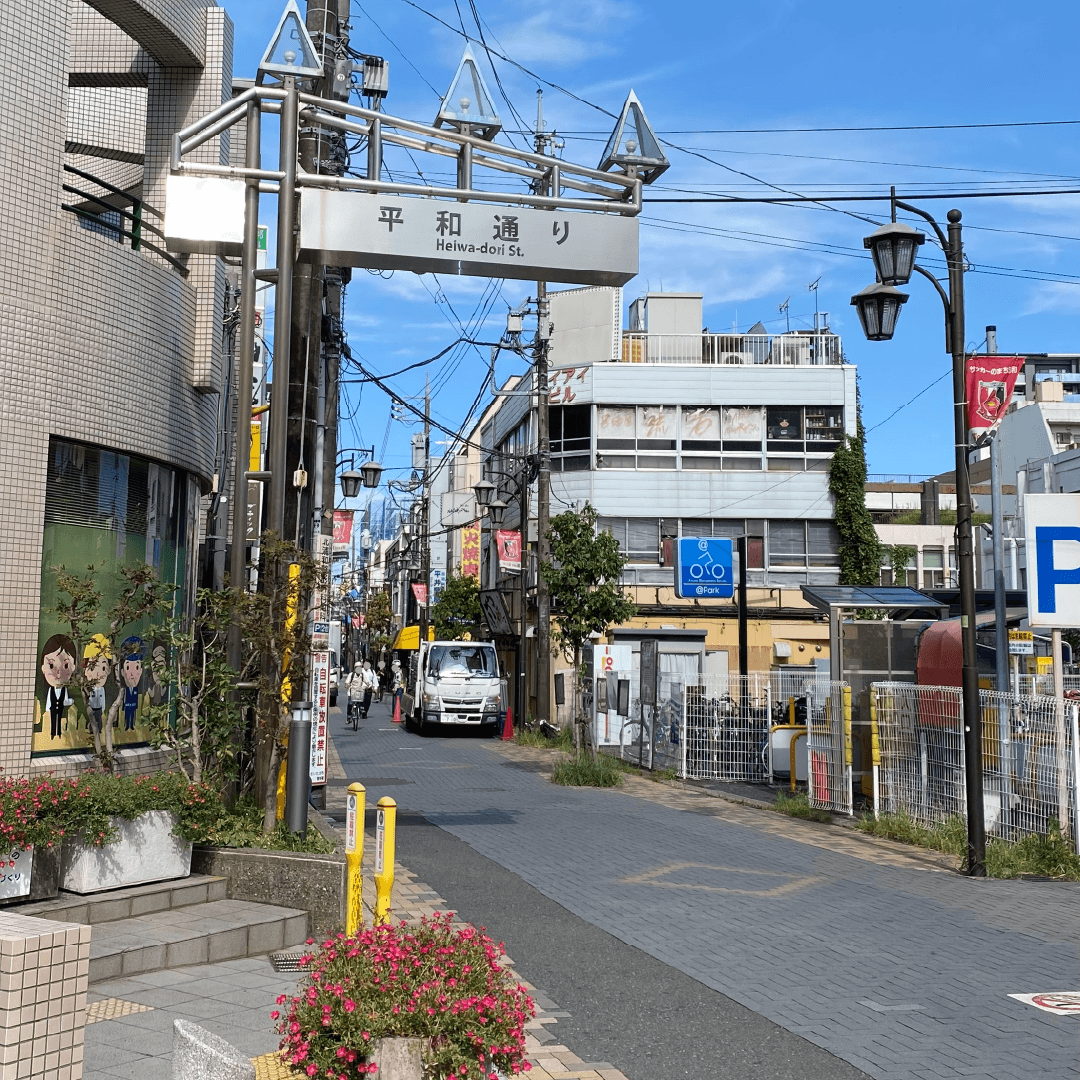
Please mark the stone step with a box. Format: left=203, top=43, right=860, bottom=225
left=20, top=874, right=228, bottom=926
left=88, top=898, right=308, bottom=983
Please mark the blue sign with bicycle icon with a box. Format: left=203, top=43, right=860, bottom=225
left=675, top=537, right=733, bottom=598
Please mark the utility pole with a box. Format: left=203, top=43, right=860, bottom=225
left=419, top=379, right=431, bottom=646
left=534, top=91, right=553, bottom=726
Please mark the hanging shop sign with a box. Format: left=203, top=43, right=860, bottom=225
left=461, top=524, right=481, bottom=579
left=965, top=355, right=1025, bottom=433
left=299, top=190, right=638, bottom=287
left=675, top=537, right=734, bottom=599
left=333, top=510, right=354, bottom=554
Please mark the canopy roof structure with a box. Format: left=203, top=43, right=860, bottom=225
left=801, top=585, right=948, bottom=615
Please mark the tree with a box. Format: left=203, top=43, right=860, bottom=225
left=431, top=572, right=481, bottom=640
left=540, top=503, right=636, bottom=753
left=54, top=563, right=175, bottom=771
left=885, top=544, right=917, bottom=588
left=829, top=416, right=882, bottom=587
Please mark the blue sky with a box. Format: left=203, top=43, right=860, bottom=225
left=224, top=0, right=1079, bottom=506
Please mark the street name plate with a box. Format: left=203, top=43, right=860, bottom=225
left=299, top=189, right=638, bottom=286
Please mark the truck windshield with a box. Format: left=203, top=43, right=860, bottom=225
left=427, top=645, right=497, bottom=679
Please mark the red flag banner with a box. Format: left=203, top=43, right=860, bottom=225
left=332, top=510, right=354, bottom=552
left=411, top=583, right=428, bottom=607
left=495, top=529, right=522, bottom=573
left=965, top=355, right=1025, bottom=433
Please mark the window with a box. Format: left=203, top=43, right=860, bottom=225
left=804, top=406, right=844, bottom=451
left=767, top=407, right=803, bottom=450
left=767, top=520, right=839, bottom=571
left=681, top=407, right=722, bottom=452
left=923, top=547, right=945, bottom=588
left=550, top=404, right=590, bottom=471
left=808, top=521, right=840, bottom=566
left=722, top=406, right=764, bottom=452
left=596, top=406, right=676, bottom=469
left=597, top=517, right=659, bottom=563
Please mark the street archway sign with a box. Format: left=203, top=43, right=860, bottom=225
left=299, top=189, right=638, bottom=286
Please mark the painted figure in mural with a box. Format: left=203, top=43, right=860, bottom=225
left=149, top=644, right=168, bottom=707
left=82, top=634, right=112, bottom=739
left=37, top=634, right=78, bottom=740
left=118, top=636, right=144, bottom=731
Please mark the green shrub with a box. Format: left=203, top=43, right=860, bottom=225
left=514, top=724, right=573, bottom=751
left=774, top=791, right=832, bottom=823
left=551, top=753, right=624, bottom=788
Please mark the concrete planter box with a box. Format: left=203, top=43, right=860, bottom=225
left=60, top=810, right=192, bottom=894
left=191, top=846, right=344, bottom=938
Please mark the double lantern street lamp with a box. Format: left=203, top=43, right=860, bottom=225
left=338, top=446, right=384, bottom=500
left=850, top=194, right=986, bottom=877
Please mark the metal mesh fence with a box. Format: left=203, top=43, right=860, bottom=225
left=804, top=683, right=853, bottom=815
left=871, top=682, right=1080, bottom=846
left=682, top=674, right=772, bottom=782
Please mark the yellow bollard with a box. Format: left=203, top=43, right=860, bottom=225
left=373, top=796, right=396, bottom=926
left=345, top=783, right=366, bottom=936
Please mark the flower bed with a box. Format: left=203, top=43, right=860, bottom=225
left=274, top=913, right=535, bottom=1080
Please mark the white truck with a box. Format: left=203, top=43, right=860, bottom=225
left=404, top=640, right=504, bottom=735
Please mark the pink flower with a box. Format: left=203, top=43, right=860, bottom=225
left=343, top=999, right=356, bottom=1013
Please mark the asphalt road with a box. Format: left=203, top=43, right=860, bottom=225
left=327, top=697, right=1080, bottom=1080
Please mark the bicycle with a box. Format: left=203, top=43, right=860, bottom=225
left=348, top=698, right=361, bottom=732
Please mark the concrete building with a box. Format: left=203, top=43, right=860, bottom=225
left=453, top=286, right=857, bottom=717
left=2, top=0, right=234, bottom=776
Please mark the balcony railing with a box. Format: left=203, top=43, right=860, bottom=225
left=619, top=331, right=842, bottom=366
left=61, top=164, right=188, bottom=276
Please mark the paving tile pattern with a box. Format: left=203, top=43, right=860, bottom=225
left=326, top=705, right=1080, bottom=1080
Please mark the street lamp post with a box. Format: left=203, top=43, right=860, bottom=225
left=851, top=192, right=984, bottom=876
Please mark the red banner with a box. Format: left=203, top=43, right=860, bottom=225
left=965, top=355, right=1025, bottom=433
left=411, top=583, right=428, bottom=607
left=495, top=529, right=522, bottom=573
left=332, top=510, right=354, bottom=552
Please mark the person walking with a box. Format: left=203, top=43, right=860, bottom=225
left=376, top=659, right=386, bottom=702
left=391, top=659, right=404, bottom=713
left=360, top=660, right=378, bottom=719
left=345, top=662, right=366, bottom=731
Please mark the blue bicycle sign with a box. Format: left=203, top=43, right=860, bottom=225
left=675, top=537, right=734, bottom=598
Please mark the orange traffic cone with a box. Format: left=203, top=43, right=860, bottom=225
left=501, top=707, right=514, bottom=741
left=393, top=696, right=402, bottom=724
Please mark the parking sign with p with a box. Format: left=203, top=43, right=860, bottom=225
left=1025, top=494, right=1080, bottom=627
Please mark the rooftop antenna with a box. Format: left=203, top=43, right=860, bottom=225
left=808, top=277, right=821, bottom=330
left=779, top=296, right=790, bottom=334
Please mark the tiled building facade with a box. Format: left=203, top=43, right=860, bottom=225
left=0, top=0, right=232, bottom=776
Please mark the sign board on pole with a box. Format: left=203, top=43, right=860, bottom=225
left=965, top=355, right=1026, bottom=433
left=640, top=639, right=659, bottom=708
left=299, top=189, right=639, bottom=287
left=1025, top=494, right=1080, bottom=627
left=1008, top=630, right=1034, bottom=656
left=675, top=537, right=734, bottom=599
left=495, top=530, right=521, bottom=573
left=310, top=649, right=330, bottom=785
left=411, top=583, right=428, bottom=608
left=478, top=590, right=514, bottom=637
left=460, top=524, right=481, bottom=579
left=333, top=510, right=354, bottom=554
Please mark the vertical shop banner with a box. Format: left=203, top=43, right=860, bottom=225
left=412, top=583, right=428, bottom=607
left=495, top=530, right=522, bottom=572
left=310, top=650, right=330, bottom=784
left=429, top=568, right=446, bottom=607
left=333, top=510, right=354, bottom=555
left=965, top=355, right=1025, bottom=433
left=461, top=524, right=481, bottom=578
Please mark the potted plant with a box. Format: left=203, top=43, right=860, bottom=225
left=0, top=775, right=93, bottom=903
left=273, top=912, right=535, bottom=1079
left=56, top=772, right=220, bottom=894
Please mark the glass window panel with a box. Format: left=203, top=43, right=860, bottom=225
left=724, top=457, right=763, bottom=471
left=627, top=519, right=659, bottom=563
left=597, top=453, right=635, bottom=469
left=767, top=458, right=804, bottom=471
left=682, top=519, right=712, bottom=537
left=563, top=405, right=590, bottom=444
left=767, top=407, right=802, bottom=440
left=723, top=406, right=763, bottom=443
left=562, top=454, right=590, bottom=472
left=597, top=517, right=625, bottom=547
left=681, top=456, right=723, bottom=470
left=638, top=406, right=676, bottom=449
left=638, top=455, right=677, bottom=470
left=805, top=458, right=831, bottom=472
left=807, top=521, right=839, bottom=556
left=712, top=521, right=744, bottom=539
left=804, top=406, right=844, bottom=444
left=682, top=407, right=722, bottom=451
left=769, top=520, right=806, bottom=566
left=597, top=406, right=635, bottom=441
left=923, top=547, right=944, bottom=569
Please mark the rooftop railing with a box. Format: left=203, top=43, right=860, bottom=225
left=618, top=331, right=842, bottom=366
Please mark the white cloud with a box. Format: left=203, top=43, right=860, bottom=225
left=1021, top=281, right=1080, bottom=316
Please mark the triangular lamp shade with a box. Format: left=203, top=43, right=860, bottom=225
left=259, top=0, right=324, bottom=79
left=434, top=45, right=501, bottom=141
left=598, top=90, right=669, bottom=182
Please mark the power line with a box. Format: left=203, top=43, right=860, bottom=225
left=646, top=188, right=1080, bottom=204
left=511, top=120, right=1080, bottom=135
left=866, top=369, right=953, bottom=434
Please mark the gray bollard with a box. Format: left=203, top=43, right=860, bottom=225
left=370, top=1037, right=424, bottom=1080
left=285, top=701, right=313, bottom=835
left=173, top=1019, right=255, bottom=1080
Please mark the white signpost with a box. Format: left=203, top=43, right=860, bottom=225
left=299, top=189, right=638, bottom=286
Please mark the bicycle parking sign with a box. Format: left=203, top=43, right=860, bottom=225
left=675, top=537, right=733, bottom=599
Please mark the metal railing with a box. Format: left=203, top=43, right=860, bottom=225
left=619, top=332, right=842, bottom=366
left=871, top=682, right=1080, bottom=846
left=682, top=674, right=772, bottom=782
left=61, top=164, right=188, bottom=275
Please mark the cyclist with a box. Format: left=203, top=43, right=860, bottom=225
left=345, top=662, right=366, bottom=730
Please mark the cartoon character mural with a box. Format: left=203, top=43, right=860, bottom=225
left=82, top=634, right=112, bottom=741
left=117, top=636, right=145, bottom=732
left=33, top=634, right=78, bottom=740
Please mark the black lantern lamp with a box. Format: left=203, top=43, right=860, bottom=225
left=488, top=499, right=508, bottom=527
left=359, top=460, right=383, bottom=489
left=472, top=478, right=495, bottom=508
left=340, top=470, right=363, bottom=499
left=850, top=282, right=909, bottom=342
left=863, top=221, right=925, bottom=286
